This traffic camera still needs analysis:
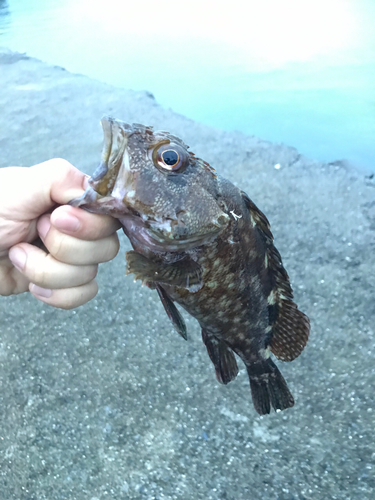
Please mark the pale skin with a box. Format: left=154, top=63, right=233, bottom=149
left=0, top=159, right=121, bottom=309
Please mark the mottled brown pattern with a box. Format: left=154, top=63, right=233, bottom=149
left=69, top=117, right=310, bottom=415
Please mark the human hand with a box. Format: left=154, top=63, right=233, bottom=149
left=0, top=159, right=120, bottom=309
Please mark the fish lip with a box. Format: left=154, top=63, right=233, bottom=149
left=91, top=117, right=134, bottom=183
left=101, top=117, right=114, bottom=162
left=67, top=186, right=131, bottom=216
left=90, top=118, right=113, bottom=181
left=68, top=186, right=101, bottom=208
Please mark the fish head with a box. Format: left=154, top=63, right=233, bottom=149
left=70, top=117, right=230, bottom=252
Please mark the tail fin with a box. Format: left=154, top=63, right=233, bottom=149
left=247, top=358, right=294, bottom=415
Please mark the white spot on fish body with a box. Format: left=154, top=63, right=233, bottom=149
left=230, top=210, right=242, bottom=220
left=259, top=348, right=271, bottom=359
left=207, top=281, right=218, bottom=289
left=156, top=219, right=173, bottom=232
left=267, top=291, right=276, bottom=305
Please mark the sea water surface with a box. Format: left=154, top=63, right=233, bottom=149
left=0, top=0, right=374, bottom=172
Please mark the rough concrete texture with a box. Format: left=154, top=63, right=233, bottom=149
left=0, top=48, right=374, bottom=500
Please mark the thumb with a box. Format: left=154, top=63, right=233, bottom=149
left=1, top=159, right=88, bottom=221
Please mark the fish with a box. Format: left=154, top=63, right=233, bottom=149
left=69, top=116, right=310, bottom=415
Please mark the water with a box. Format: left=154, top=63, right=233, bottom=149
left=0, top=0, right=374, bottom=171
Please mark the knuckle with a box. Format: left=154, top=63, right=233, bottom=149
left=101, top=236, right=120, bottom=262
left=49, top=158, right=78, bottom=190
left=27, top=254, right=49, bottom=285
left=38, top=158, right=74, bottom=181
left=88, top=264, right=99, bottom=280
left=46, top=230, right=66, bottom=260
left=58, top=299, right=79, bottom=310
left=0, top=267, right=13, bottom=296
left=30, top=266, right=47, bottom=286
left=52, top=158, right=74, bottom=173
left=56, top=281, right=97, bottom=310
left=110, top=235, right=120, bottom=255
left=50, top=290, right=79, bottom=310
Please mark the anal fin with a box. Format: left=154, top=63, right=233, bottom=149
left=202, top=329, right=239, bottom=385
left=155, top=283, right=187, bottom=340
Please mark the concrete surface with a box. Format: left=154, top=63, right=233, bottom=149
left=0, top=48, right=374, bottom=500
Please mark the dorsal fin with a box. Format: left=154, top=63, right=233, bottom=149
left=241, top=191, right=274, bottom=242
left=241, top=191, right=310, bottom=361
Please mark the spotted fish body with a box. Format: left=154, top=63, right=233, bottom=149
left=70, top=117, right=310, bottom=415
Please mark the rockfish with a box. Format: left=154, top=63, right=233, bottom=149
left=69, top=117, right=310, bottom=415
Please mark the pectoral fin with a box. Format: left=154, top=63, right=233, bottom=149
left=125, top=251, right=202, bottom=290
left=155, top=284, right=187, bottom=340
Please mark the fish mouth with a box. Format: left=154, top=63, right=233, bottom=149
left=69, top=117, right=135, bottom=215
left=89, top=117, right=116, bottom=182
left=91, top=116, right=133, bottom=190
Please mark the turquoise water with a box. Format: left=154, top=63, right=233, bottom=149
left=1, top=0, right=374, bottom=171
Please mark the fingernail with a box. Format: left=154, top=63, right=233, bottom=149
left=9, top=247, right=27, bottom=272
left=53, top=214, right=80, bottom=232
left=38, top=216, right=51, bottom=240
left=30, top=284, right=52, bottom=298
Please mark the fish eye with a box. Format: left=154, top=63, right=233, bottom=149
left=161, top=149, right=179, bottom=168
left=153, top=144, right=187, bottom=172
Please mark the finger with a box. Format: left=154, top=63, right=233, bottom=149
left=50, top=205, right=121, bottom=240
left=38, top=215, right=120, bottom=265
left=2, top=160, right=87, bottom=221
left=29, top=280, right=98, bottom=309
left=0, top=256, right=29, bottom=295
left=8, top=243, right=98, bottom=289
